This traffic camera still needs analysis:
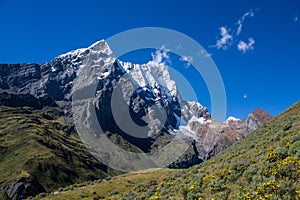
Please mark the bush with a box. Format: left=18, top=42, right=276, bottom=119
left=187, top=192, right=203, bottom=200
left=274, top=131, right=284, bottom=141
left=288, top=141, right=300, bottom=156
left=228, top=172, right=242, bottom=182
left=180, top=184, right=188, bottom=200
left=243, top=165, right=258, bottom=182
left=274, top=147, right=288, bottom=159
left=295, top=150, right=300, bottom=158
left=230, top=160, right=249, bottom=173
left=207, top=177, right=226, bottom=193
left=289, top=133, right=300, bottom=143
left=282, top=123, right=292, bottom=131
left=277, top=180, right=296, bottom=199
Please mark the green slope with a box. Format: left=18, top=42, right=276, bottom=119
left=40, top=101, right=300, bottom=200
left=0, top=106, right=120, bottom=193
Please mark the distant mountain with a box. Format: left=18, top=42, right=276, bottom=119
left=170, top=108, right=273, bottom=167
left=38, top=101, right=300, bottom=200
left=0, top=40, right=273, bottom=199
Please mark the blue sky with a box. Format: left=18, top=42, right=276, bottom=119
left=0, top=0, right=299, bottom=120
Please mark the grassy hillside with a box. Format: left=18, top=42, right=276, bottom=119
left=0, top=106, right=119, bottom=193
left=39, top=101, right=300, bottom=200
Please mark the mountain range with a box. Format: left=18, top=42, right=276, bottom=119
left=0, top=40, right=273, bottom=199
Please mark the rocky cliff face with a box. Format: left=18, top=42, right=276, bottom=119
left=0, top=178, right=45, bottom=200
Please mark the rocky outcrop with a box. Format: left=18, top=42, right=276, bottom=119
left=178, top=109, right=273, bottom=161
left=0, top=64, right=41, bottom=93
left=1, top=178, right=45, bottom=200
left=239, top=108, right=274, bottom=133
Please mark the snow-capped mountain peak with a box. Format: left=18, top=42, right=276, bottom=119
left=118, top=60, right=177, bottom=97
left=57, top=39, right=109, bottom=59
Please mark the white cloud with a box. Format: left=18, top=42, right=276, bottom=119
left=148, top=46, right=170, bottom=65
left=213, top=9, right=258, bottom=52
left=215, top=26, right=233, bottom=49
left=237, top=38, right=255, bottom=53
left=236, top=9, right=255, bottom=36
left=180, top=55, right=193, bottom=67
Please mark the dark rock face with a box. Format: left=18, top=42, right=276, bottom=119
left=40, top=55, right=81, bottom=101
left=128, top=85, right=181, bottom=135
left=0, top=178, right=45, bottom=200
left=0, top=53, right=83, bottom=102
left=0, top=92, right=57, bottom=108
left=168, top=139, right=202, bottom=168
left=0, top=64, right=41, bottom=91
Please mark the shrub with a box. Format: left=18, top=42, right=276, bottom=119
left=282, top=123, right=292, bottom=131
left=180, top=184, right=188, bottom=200
left=277, top=180, right=296, bottom=199
left=274, top=131, right=285, bottom=141
left=267, top=149, right=280, bottom=162
left=187, top=192, right=203, bottom=200
left=243, top=165, right=258, bottom=182
left=207, top=177, right=226, bottom=193
left=273, top=147, right=288, bottom=159
left=288, top=141, right=300, bottom=156
left=295, top=150, right=300, bottom=158
left=230, top=160, right=249, bottom=173
left=289, top=133, right=300, bottom=143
